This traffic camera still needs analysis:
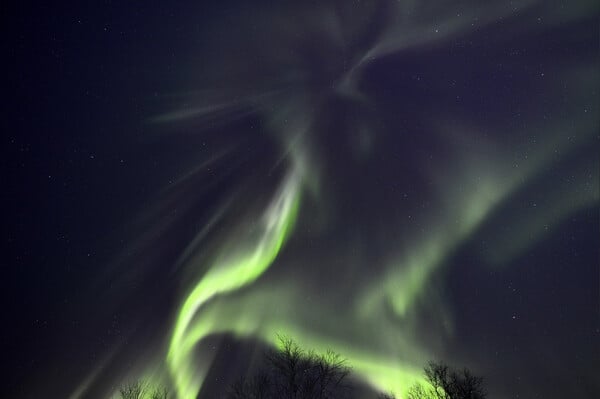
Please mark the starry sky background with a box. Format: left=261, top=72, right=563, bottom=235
left=5, top=1, right=599, bottom=399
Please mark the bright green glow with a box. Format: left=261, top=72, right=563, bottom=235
left=260, top=326, right=427, bottom=399
left=167, top=168, right=302, bottom=399
left=164, top=280, right=429, bottom=399
left=263, top=326, right=427, bottom=399
left=109, top=380, right=171, bottom=399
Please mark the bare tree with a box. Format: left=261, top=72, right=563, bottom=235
left=407, top=362, right=486, bottom=399
left=225, top=335, right=351, bottom=399
left=118, top=381, right=170, bottom=399
left=119, top=381, right=147, bottom=399
left=148, top=386, right=171, bottom=399
left=228, top=374, right=270, bottom=399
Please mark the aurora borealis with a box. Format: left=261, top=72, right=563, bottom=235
left=6, top=1, right=599, bottom=398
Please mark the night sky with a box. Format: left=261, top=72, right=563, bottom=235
left=5, top=1, right=599, bottom=398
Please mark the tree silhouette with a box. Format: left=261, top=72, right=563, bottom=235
left=118, top=381, right=146, bottom=399
left=148, top=386, right=170, bottom=399
left=225, top=335, right=351, bottom=399
left=117, top=343, right=486, bottom=399
left=407, top=362, right=487, bottom=399
left=117, top=381, right=170, bottom=399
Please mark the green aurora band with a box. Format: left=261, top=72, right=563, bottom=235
left=167, top=165, right=304, bottom=399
